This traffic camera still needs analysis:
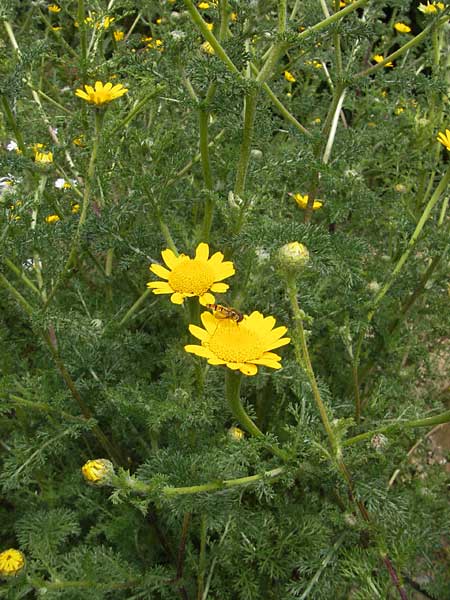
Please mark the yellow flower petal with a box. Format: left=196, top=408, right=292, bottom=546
left=171, top=292, right=185, bottom=304
left=161, top=248, right=180, bottom=269
left=195, top=242, right=210, bottom=261
left=184, top=344, right=213, bottom=358
left=240, top=364, right=258, bottom=376
left=150, top=264, right=171, bottom=279
left=188, top=324, right=210, bottom=341
left=210, top=282, right=229, bottom=293
left=199, top=292, right=215, bottom=306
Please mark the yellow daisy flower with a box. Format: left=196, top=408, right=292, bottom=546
left=0, top=549, right=25, bottom=577
left=33, top=144, right=53, bottom=163
left=74, top=81, right=128, bottom=105
left=185, top=310, right=290, bottom=376
left=373, top=54, right=394, bottom=67
left=48, top=4, right=61, bottom=13
left=113, top=30, right=124, bottom=41
left=291, top=193, right=323, bottom=210
left=437, top=129, right=450, bottom=151
left=45, top=214, right=60, bottom=223
left=147, top=242, right=235, bottom=306
left=418, top=1, right=444, bottom=12
left=228, top=425, right=245, bottom=440
left=394, top=22, right=411, bottom=33
left=284, top=70, right=296, bottom=83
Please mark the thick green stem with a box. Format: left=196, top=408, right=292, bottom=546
left=199, top=83, right=217, bottom=241
left=124, top=466, right=285, bottom=497
left=0, top=95, right=26, bottom=153
left=286, top=280, right=337, bottom=454
left=225, top=371, right=289, bottom=461
left=118, top=288, right=153, bottom=328
left=77, top=0, right=87, bottom=79
left=3, top=258, right=40, bottom=297
left=197, top=515, right=207, bottom=600
left=343, top=410, right=450, bottom=447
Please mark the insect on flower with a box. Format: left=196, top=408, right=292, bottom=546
left=206, top=303, right=243, bottom=323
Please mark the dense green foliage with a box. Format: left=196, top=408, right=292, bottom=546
left=1, top=1, right=449, bottom=598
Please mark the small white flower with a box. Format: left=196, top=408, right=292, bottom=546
left=54, top=178, right=66, bottom=189
left=6, top=140, right=18, bottom=152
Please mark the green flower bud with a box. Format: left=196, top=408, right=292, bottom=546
left=278, top=242, right=309, bottom=273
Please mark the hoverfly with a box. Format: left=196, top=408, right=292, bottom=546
left=206, top=303, right=244, bottom=323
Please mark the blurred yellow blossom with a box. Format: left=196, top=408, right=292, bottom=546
left=437, top=129, right=450, bottom=151
left=373, top=54, right=393, bottom=67
left=75, top=81, right=128, bottom=105
left=48, top=4, right=61, bottom=12
left=394, top=22, right=411, bottom=33
left=284, top=70, right=296, bottom=82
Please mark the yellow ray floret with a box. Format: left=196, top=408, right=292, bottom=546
left=147, top=242, right=235, bottom=306
left=436, top=129, right=450, bottom=151
left=74, top=81, right=128, bottom=105
left=291, top=193, right=323, bottom=210
left=185, top=310, right=290, bottom=376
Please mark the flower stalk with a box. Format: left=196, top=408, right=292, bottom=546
left=225, top=371, right=290, bottom=461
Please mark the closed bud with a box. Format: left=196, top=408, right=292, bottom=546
left=278, top=242, right=309, bottom=273
left=0, top=549, right=25, bottom=577
left=81, top=459, right=115, bottom=486
left=228, top=426, right=245, bottom=440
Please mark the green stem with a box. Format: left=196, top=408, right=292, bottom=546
left=370, top=162, right=450, bottom=321
left=0, top=273, right=34, bottom=315
left=118, top=288, right=153, bottom=328
left=77, top=0, right=87, bottom=79
left=197, top=515, right=207, bottom=600
left=3, top=257, right=41, bottom=297
left=199, top=84, right=217, bottom=241
left=168, top=129, right=225, bottom=186
left=0, top=95, right=26, bottom=154
left=225, top=371, right=290, bottom=461
left=356, top=17, right=448, bottom=78
left=44, top=109, right=105, bottom=309
left=343, top=410, right=450, bottom=447
left=183, top=0, right=239, bottom=75
left=234, top=88, right=258, bottom=229
left=278, top=0, right=287, bottom=34
left=297, top=0, right=369, bottom=42
left=286, top=280, right=337, bottom=455
left=110, top=85, right=165, bottom=135
left=124, top=466, right=285, bottom=496
left=7, top=394, right=89, bottom=423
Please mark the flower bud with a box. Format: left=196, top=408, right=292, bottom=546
left=0, top=549, right=25, bottom=577
left=278, top=242, right=309, bottom=273
left=81, top=459, right=115, bottom=486
left=228, top=426, right=245, bottom=440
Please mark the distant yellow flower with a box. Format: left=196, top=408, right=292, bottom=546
left=75, top=81, right=128, bottom=105
left=305, top=60, right=323, bottom=69
left=395, top=106, right=405, bottom=115
left=201, top=41, right=215, bottom=54
left=291, top=193, right=323, bottom=210
left=228, top=426, right=245, bottom=440
left=45, top=214, right=60, bottom=223
left=73, top=135, right=85, bottom=146
left=0, top=549, right=25, bottom=577
left=418, top=1, right=444, bottom=12
left=143, top=36, right=164, bottom=50
left=313, top=117, right=321, bottom=124
left=113, top=30, right=124, bottom=41
left=373, top=54, right=393, bottom=67
left=394, top=22, right=411, bottom=33
left=147, top=242, right=235, bottom=306
left=198, top=1, right=211, bottom=8
left=437, top=129, right=450, bottom=151
left=284, top=70, right=296, bottom=83
left=71, top=203, right=80, bottom=214
left=48, top=4, right=61, bottom=12
left=97, top=16, right=115, bottom=30
left=231, top=12, right=238, bottom=21
left=81, top=459, right=115, bottom=486
left=206, top=22, right=214, bottom=30
left=51, top=25, right=62, bottom=31
left=33, top=144, right=53, bottom=163
left=185, top=310, right=290, bottom=376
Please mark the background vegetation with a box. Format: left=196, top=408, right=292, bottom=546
left=0, top=0, right=449, bottom=598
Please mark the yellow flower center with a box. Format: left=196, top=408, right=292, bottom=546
left=207, top=320, right=265, bottom=362
left=168, top=259, right=215, bottom=295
